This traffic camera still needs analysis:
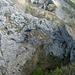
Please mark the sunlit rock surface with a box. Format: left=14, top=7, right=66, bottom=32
left=0, top=0, right=75, bottom=75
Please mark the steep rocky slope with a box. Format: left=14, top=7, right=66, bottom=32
left=53, top=0, right=75, bottom=22
left=0, top=0, right=75, bottom=75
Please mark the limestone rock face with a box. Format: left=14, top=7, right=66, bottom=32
left=38, top=0, right=46, bottom=3
left=66, top=25, right=75, bottom=40
left=0, top=0, right=75, bottom=75
left=30, top=0, right=54, bottom=4
left=31, top=0, right=46, bottom=3
left=31, top=0, right=36, bottom=3
left=70, top=41, right=75, bottom=62
left=30, top=0, right=54, bottom=11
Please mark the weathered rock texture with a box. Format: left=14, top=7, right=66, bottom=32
left=0, top=0, right=75, bottom=75
left=64, top=0, right=75, bottom=9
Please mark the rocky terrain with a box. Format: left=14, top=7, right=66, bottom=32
left=0, top=0, right=75, bottom=75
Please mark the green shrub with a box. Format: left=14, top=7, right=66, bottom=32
left=33, top=68, right=43, bottom=75
left=32, top=67, right=62, bottom=75
left=33, top=62, right=75, bottom=75
left=49, top=67, right=61, bottom=75
left=72, top=62, right=75, bottom=65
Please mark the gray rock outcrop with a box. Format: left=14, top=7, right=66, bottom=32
left=0, top=0, right=75, bottom=75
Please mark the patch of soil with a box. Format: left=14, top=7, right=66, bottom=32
left=21, top=43, right=61, bottom=75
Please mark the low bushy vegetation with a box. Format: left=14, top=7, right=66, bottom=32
left=32, top=62, right=75, bottom=75
left=33, top=68, right=43, bottom=75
